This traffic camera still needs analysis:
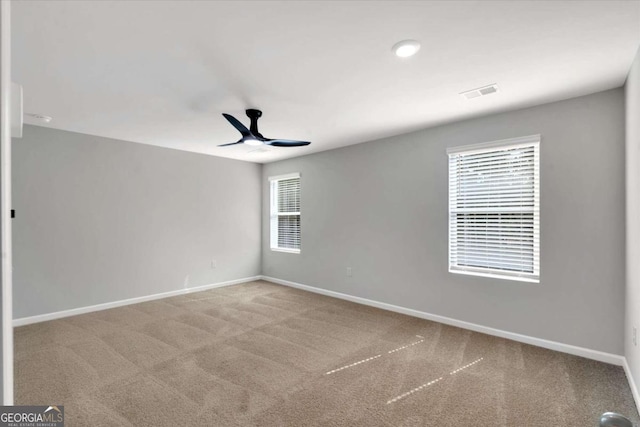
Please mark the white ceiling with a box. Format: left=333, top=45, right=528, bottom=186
left=12, top=1, right=640, bottom=163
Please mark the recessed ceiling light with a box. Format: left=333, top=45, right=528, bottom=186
left=24, top=113, right=53, bottom=123
left=392, top=40, right=421, bottom=58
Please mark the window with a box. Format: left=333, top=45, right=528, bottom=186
left=447, top=135, right=540, bottom=282
left=269, top=173, right=301, bottom=253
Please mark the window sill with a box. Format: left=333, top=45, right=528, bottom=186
left=449, top=268, right=539, bottom=283
left=271, top=247, right=301, bottom=254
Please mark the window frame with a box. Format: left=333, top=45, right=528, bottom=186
left=447, top=135, right=540, bottom=283
left=269, top=173, right=301, bottom=254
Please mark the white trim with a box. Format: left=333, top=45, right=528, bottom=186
left=268, top=172, right=300, bottom=181
left=260, top=276, right=624, bottom=366
left=270, top=248, right=300, bottom=254
left=446, top=134, right=541, bottom=155
left=13, top=276, right=261, bottom=327
left=447, top=136, right=540, bottom=284
left=623, top=358, right=640, bottom=415
left=0, top=0, right=13, bottom=405
left=270, top=173, right=301, bottom=253
left=449, top=267, right=539, bottom=283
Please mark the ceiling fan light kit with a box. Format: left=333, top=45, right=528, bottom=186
left=219, top=109, right=311, bottom=148
left=243, top=138, right=262, bottom=146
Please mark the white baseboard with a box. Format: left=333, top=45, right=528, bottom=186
left=13, top=276, right=262, bottom=327
left=261, top=275, right=625, bottom=366
left=623, top=358, right=640, bottom=415
left=14, top=273, right=627, bottom=368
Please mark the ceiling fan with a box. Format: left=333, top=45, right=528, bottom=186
left=219, top=109, right=311, bottom=147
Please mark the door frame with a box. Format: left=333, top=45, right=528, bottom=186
left=1, top=0, right=14, bottom=405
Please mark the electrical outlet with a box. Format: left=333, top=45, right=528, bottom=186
left=634, top=327, right=637, bottom=346
left=211, top=259, right=217, bottom=269
left=346, top=267, right=352, bottom=277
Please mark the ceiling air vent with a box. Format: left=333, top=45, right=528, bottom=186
left=460, top=84, right=499, bottom=100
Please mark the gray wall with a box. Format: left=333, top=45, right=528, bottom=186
left=263, top=89, right=626, bottom=355
left=13, top=125, right=261, bottom=319
left=626, top=47, right=640, bottom=398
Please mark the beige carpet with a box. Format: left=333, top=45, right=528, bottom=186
left=15, top=280, right=640, bottom=426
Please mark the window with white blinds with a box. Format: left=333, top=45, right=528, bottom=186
left=269, top=173, right=301, bottom=253
left=447, top=135, right=540, bottom=282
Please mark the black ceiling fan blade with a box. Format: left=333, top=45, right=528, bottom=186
left=264, top=139, right=311, bottom=147
left=219, top=110, right=311, bottom=148
left=222, top=113, right=252, bottom=138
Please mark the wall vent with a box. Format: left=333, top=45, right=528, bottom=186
left=460, top=84, right=499, bottom=100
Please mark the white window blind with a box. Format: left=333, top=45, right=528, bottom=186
left=447, top=135, right=540, bottom=282
left=269, top=173, right=301, bottom=253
